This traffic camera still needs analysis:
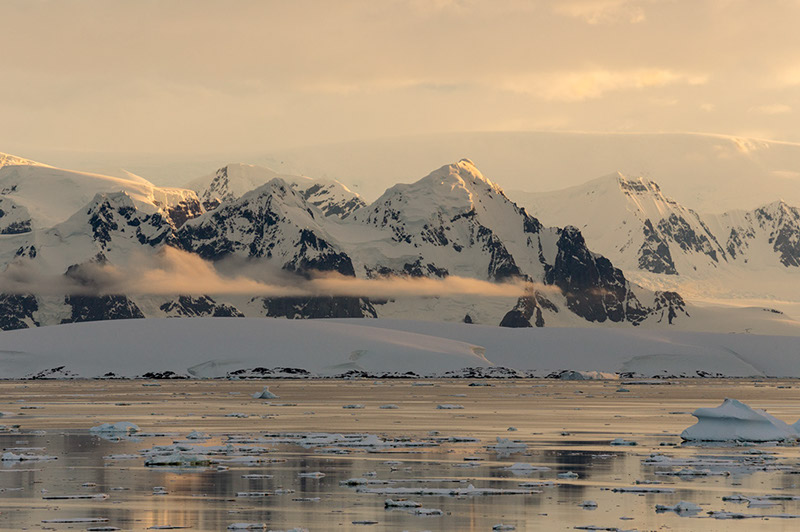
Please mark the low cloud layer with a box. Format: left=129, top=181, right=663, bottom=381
left=0, top=247, right=531, bottom=300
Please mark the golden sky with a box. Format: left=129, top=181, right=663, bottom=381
left=3, top=0, right=800, bottom=155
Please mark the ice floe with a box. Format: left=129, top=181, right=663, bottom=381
left=680, top=398, right=798, bottom=442
left=252, top=386, right=278, bottom=399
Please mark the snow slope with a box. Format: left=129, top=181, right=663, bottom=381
left=0, top=318, right=489, bottom=378
left=0, top=161, right=201, bottom=229
left=1, top=317, right=800, bottom=378
left=331, top=318, right=800, bottom=377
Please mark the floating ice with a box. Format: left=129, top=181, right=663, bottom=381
left=298, top=471, right=325, bottom=478
left=2, top=452, right=57, bottom=461
left=609, top=438, right=636, bottom=446
left=356, top=484, right=538, bottom=496
left=90, top=421, right=139, bottom=435
left=144, top=452, right=211, bottom=467
left=42, top=493, right=109, bottom=500
left=612, top=486, right=675, bottom=493
left=655, top=501, right=702, bottom=514
left=42, top=518, right=109, bottom=523
left=384, top=499, right=421, bottom=508
left=680, top=398, right=798, bottom=442
left=252, top=386, right=278, bottom=399
left=436, top=404, right=464, bottom=409
left=490, top=437, right=527, bottom=452
left=502, top=462, right=550, bottom=474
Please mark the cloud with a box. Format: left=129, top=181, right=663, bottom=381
left=552, top=0, right=650, bottom=24
left=749, top=104, right=792, bottom=115
left=0, top=247, right=530, bottom=299
left=502, top=69, right=707, bottom=101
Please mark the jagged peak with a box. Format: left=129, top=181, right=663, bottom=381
left=752, top=198, right=799, bottom=219
left=237, top=177, right=304, bottom=202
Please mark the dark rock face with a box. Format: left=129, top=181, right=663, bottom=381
left=657, top=213, right=723, bottom=262
left=0, top=198, right=32, bottom=234
left=61, top=295, right=145, bottom=324
left=499, top=288, right=554, bottom=328
left=773, top=224, right=800, bottom=267
left=499, top=309, right=533, bottom=328
left=650, top=291, right=688, bottom=325
left=0, top=219, right=31, bottom=234
left=177, top=183, right=356, bottom=277
left=481, top=227, right=521, bottom=280
left=544, top=226, right=644, bottom=324
left=638, top=219, right=677, bottom=275
left=0, top=293, right=39, bottom=330
left=166, top=198, right=204, bottom=228
left=226, top=367, right=314, bottom=379
left=86, top=194, right=178, bottom=250
left=725, top=202, right=800, bottom=267
left=285, top=229, right=355, bottom=277
left=255, top=296, right=377, bottom=319
left=160, top=295, right=244, bottom=317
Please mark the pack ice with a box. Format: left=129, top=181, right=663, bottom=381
left=680, top=398, right=798, bottom=442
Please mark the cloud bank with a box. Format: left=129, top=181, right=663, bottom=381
left=0, top=247, right=530, bottom=300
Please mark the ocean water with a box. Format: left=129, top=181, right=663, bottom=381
left=1, top=379, right=800, bottom=531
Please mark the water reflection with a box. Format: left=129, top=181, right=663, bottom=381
left=2, top=379, right=800, bottom=531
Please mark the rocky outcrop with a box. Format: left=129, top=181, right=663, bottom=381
left=0, top=293, right=39, bottom=330
left=61, top=295, right=145, bottom=324
left=255, top=296, right=377, bottom=319
left=160, top=295, right=244, bottom=318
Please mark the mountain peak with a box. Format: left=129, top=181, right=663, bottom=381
left=419, top=159, right=504, bottom=195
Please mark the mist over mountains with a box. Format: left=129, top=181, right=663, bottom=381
left=0, top=148, right=798, bottom=335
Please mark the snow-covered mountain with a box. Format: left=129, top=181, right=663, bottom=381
left=186, top=163, right=365, bottom=218
left=174, top=159, right=683, bottom=327
left=0, top=152, right=202, bottom=231
left=178, top=178, right=356, bottom=276
left=709, top=200, right=800, bottom=268
left=512, top=173, right=800, bottom=314
left=516, top=173, right=726, bottom=276
left=0, top=152, right=797, bottom=335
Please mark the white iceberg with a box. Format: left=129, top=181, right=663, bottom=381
left=655, top=501, right=703, bottom=514
left=89, top=422, right=139, bottom=435
left=680, top=398, right=798, bottom=442
left=252, top=386, right=278, bottom=399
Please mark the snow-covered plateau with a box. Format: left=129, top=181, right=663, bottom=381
left=2, top=317, right=800, bottom=379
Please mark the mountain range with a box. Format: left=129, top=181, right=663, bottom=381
left=513, top=174, right=800, bottom=312
left=0, top=151, right=797, bottom=335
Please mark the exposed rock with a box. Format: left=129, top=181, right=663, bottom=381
left=160, top=295, right=244, bottom=318
left=255, top=296, right=377, bottom=319
left=0, top=293, right=39, bottom=330
left=61, top=295, right=145, bottom=324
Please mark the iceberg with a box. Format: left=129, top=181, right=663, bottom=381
left=680, top=398, right=797, bottom=442
left=252, top=386, right=278, bottom=399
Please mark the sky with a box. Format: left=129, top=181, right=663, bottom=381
left=3, top=0, right=800, bottom=161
